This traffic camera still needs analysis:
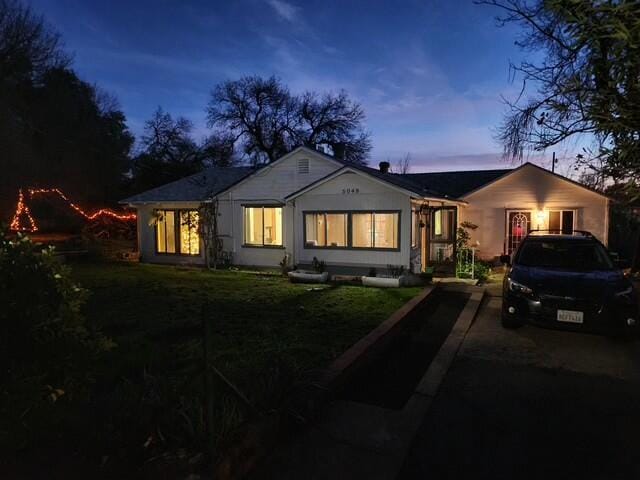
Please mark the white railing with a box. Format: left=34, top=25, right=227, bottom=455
left=456, top=247, right=476, bottom=280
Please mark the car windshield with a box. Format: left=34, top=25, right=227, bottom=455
left=516, top=239, right=615, bottom=270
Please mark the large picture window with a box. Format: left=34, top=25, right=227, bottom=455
left=304, top=211, right=400, bottom=250
left=244, top=206, right=283, bottom=247
left=156, top=209, right=199, bottom=255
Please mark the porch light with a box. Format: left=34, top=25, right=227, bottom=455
left=536, top=210, right=546, bottom=229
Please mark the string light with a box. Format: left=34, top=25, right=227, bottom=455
left=9, top=187, right=136, bottom=232
left=10, top=189, right=38, bottom=232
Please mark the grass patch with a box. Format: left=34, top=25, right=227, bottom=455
left=45, top=261, right=421, bottom=474
left=74, top=262, right=420, bottom=380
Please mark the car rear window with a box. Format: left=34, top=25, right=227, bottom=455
left=516, top=239, right=614, bottom=270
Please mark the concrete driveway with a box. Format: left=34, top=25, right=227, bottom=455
left=399, top=282, right=640, bottom=480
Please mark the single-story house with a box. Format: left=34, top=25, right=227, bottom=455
left=121, top=146, right=610, bottom=274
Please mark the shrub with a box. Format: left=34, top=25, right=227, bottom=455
left=387, top=264, right=405, bottom=278
left=0, top=230, right=112, bottom=448
left=311, top=257, right=326, bottom=273
left=473, top=261, right=492, bottom=282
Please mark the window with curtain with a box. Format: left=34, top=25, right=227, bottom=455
left=305, top=212, right=347, bottom=247
left=244, top=206, right=283, bottom=246
left=156, top=209, right=199, bottom=255
left=352, top=213, right=373, bottom=248
left=304, top=211, right=400, bottom=250
left=373, top=212, right=398, bottom=248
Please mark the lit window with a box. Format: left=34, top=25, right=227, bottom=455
left=434, top=210, right=442, bottom=236
left=156, top=210, right=176, bottom=253
left=548, top=210, right=574, bottom=234
left=156, top=209, right=199, bottom=255
left=374, top=213, right=398, bottom=248
left=431, top=209, right=455, bottom=241
left=304, top=211, right=400, bottom=250
left=244, top=206, right=283, bottom=246
left=352, top=212, right=399, bottom=249
left=180, top=211, right=200, bottom=255
left=411, top=210, right=418, bottom=247
left=305, top=213, right=347, bottom=247
left=352, top=213, right=373, bottom=248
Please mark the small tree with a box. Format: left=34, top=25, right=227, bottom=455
left=456, top=220, right=478, bottom=251
left=392, top=153, right=412, bottom=174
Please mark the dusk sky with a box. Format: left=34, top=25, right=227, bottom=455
left=30, top=0, right=569, bottom=172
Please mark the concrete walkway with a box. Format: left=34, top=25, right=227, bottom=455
left=399, top=284, right=640, bottom=480
left=250, top=286, right=484, bottom=480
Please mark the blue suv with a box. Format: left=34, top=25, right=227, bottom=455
left=500, top=231, right=639, bottom=334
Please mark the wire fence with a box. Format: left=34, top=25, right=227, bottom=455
left=456, top=247, right=476, bottom=280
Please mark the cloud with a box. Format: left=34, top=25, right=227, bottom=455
left=266, top=0, right=299, bottom=22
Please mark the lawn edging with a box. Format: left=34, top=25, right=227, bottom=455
left=318, top=285, right=438, bottom=394
left=219, top=285, right=438, bottom=480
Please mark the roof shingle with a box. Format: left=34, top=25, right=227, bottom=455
left=120, top=166, right=256, bottom=204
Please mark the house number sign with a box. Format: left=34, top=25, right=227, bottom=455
left=342, top=188, right=360, bottom=194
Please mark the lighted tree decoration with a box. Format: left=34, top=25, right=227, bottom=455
left=9, top=189, right=37, bottom=232
left=9, top=188, right=136, bottom=232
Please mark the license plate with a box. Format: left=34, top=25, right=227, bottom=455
left=557, top=309, right=584, bottom=324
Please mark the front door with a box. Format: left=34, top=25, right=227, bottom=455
left=506, top=210, right=532, bottom=254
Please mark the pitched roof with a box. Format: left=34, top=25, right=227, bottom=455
left=120, top=166, right=257, bottom=204
left=352, top=165, right=459, bottom=199
left=400, top=168, right=513, bottom=198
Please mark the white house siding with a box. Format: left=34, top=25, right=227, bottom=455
left=459, top=164, right=609, bottom=260
left=136, top=202, right=206, bottom=265
left=292, top=171, right=412, bottom=271
left=217, top=149, right=342, bottom=267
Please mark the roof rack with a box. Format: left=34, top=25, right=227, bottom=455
left=527, top=229, right=593, bottom=237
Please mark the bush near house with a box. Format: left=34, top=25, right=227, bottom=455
left=0, top=231, right=113, bottom=451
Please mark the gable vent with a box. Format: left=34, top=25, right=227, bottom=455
left=297, top=158, right=310, bottom=174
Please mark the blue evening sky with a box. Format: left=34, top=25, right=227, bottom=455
left=30, top=0, right=570, bottom=172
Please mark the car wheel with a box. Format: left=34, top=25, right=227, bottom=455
left=501, top=312, right=523, bottom=329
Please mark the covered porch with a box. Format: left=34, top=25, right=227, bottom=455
left=410, top=200, right=464, bottom=275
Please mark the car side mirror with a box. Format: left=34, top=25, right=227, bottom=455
left=499, top=254, right=511, bottom=266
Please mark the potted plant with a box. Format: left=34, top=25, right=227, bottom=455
left=287, top=256, right=329, bottom=284
left=362, top=264, right=408, bottom=288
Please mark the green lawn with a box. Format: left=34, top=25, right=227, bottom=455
left=6, top=261, right=419, bottom=474
left=61, top=262, right=421, bottom=469
left=73, top=262, right=420, bottom=382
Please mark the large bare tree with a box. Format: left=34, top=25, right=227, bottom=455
left=297, top=91, right=371, bottom=164
left=207, top=76, right=297, bottom=164
left=206, top=76, right=371, bottom=165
